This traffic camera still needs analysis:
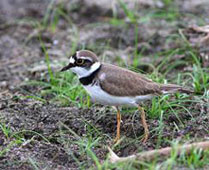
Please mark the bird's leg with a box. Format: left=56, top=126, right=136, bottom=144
left=114, top=106, right=121, bottom=143
left=138, top=106, right=149, bottom=143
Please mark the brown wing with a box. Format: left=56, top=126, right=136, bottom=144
left=97, top=64, right=162, bottom=97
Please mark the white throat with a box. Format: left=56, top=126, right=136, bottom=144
left=71, top=62, right=101, bottom=78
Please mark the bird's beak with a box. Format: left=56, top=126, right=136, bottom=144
left=60, top=63, right=74, bottom=72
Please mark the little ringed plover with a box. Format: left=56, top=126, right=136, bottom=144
left=61, top=50, right=192, bottom=143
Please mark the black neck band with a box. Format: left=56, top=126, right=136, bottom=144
left=79, top=65, right=101, bottom=86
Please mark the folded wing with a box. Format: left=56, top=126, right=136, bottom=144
left=97, top=64, right=162, bottom=97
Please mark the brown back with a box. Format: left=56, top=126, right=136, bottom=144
left=97, top=63, right=162, bottom=97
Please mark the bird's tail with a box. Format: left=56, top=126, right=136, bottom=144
left=160, top=84, right=193, bottom=94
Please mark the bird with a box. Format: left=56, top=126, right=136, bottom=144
left=61, top=50, right=192, bottom=143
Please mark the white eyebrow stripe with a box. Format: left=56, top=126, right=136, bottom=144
left=78, top=56, right=93, bottom=62
left=69, top=57, right=75, bottom=63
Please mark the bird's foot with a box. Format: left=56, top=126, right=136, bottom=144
left=113, top=135, right=120, bottom=143
left=141, top=129, right=149, bottom=143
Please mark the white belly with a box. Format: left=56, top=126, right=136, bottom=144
left=83, top=84, right=153, bottom=107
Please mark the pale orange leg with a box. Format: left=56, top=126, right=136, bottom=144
left=114, top=107, right=121, bottom=143
left=138, top=106, right=149, bottom=143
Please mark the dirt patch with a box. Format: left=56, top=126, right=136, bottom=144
left=0, top=92, right=208, bottom=168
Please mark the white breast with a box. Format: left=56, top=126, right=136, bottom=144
left=83, top=84, right=153, bottom=107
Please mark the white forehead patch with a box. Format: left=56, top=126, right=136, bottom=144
left=69, top=57, right=75, bottom=64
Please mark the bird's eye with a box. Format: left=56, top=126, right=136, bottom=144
left=76, top=59, right=84, bottom=65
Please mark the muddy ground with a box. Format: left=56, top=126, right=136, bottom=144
left=0, top=0, right=209, bottom=169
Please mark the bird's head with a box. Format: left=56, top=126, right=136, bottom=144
left=61, top=50, right=101, bottom=78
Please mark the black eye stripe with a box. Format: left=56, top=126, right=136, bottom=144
left=76, top=59, right=84, bottom=65
left=76, top=58, right=92, bottom=63
left=77, top=59, right=83, bottom=62
left=84, top=59, right=92, bottom=63
left=75, top=58, right=93, bottom=67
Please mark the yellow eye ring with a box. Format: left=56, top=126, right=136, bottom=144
left=76, top=59, right=84, bottom=65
